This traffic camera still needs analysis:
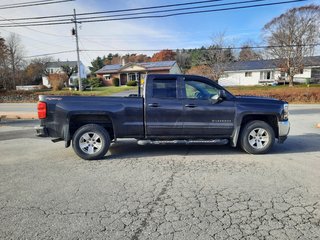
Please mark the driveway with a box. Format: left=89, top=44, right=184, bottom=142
left=0, top=105, right=319, bottom=239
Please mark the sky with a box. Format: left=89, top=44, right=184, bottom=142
left=0, top=0, right=319, bottom=67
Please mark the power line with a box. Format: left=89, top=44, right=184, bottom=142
left=24, top=43, right=320, bottom=58
left=0, top=0, right=75, bottom=10
left=24, top=50, right=76, bottom=58
left=79, top=43, right=320, bottom=52
left=0, top=0, right=277, bottom=25
left=0, top=0, right=61, bottom=8
left=0, top=15, right=70, bottom=38
left=0, top=0, right=307, bottom=27
left=77, top=0, right=308, bottom=24
left=0, top=0, right=234, bottom=21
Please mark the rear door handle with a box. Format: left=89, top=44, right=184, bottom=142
left=185, top=104, right=197, bottom=108
left=148, top=103, right=160, bottom=107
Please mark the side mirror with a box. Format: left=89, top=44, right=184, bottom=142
left=211, top=90, right=226, bottom=103
left=219, top=90, right=227, bottom=99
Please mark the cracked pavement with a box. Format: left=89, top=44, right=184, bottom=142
left=0, top=105, right=320, bottom=239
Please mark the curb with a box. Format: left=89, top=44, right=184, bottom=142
left=0, top=112, right=37, bottom=120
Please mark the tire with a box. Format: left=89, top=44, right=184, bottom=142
left=72, top=124, right=110, bottom=160
left=239, top=120, right=275, bottom=154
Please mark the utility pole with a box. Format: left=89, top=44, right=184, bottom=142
left=73, top=9, right=81, bottom=91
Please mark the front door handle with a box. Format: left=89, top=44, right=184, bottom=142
left=185, top=104, right=197, bottom=108
left=148, top=103, right=160, bottom=107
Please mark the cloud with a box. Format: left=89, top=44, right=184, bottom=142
left=0, top=0, right=181, bottom=66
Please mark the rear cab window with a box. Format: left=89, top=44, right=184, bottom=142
left=152, top=79, right=177, bottom=99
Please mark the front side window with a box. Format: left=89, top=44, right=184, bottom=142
left=152, top=79, right=177, bottom=98
left=184, top=80, right=219, bottom=100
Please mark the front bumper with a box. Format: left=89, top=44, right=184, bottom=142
left=278, top=120, right=290, bottom=143
left=35, top=126, right=48, bottom=137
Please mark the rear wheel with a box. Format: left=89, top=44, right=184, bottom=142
left=240, top=120, right=275, bottom=154
left=72, top=124, right=110, bottom=160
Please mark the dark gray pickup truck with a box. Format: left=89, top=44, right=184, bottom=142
left=36, top=74, right=290, bottom=160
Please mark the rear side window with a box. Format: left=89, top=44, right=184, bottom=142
left=152, top=79, right=177, bottom=98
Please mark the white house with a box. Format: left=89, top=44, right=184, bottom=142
left=218, top=56, right=320, bottom=86
left=42, top=60, right=87, bottom=87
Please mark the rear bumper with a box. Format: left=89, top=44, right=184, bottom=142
left=278, top=120, right=290, bottom=143
left=35, top=126, right=48, bottom=137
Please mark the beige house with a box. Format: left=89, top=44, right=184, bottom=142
left=95, top=61, right=181, bottom=86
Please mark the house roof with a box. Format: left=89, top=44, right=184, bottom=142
left=46, top=61, right=80, bottom=68
left=95, top=61, right=176, bottom=74
left=224, top=56, right=320, bottom=72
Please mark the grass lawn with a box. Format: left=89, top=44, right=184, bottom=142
left=226, top=84, right=320, bottom=103
left=1, top=84, right=319, bottom=103
left=36, top=86, right=138, bottom=96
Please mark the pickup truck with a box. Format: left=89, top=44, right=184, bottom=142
left=36, top=74, right=290, bottom=160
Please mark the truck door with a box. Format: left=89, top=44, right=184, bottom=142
left=182, top=76, right=235, bottom=138
left=145, top=76, right=184, bottom=137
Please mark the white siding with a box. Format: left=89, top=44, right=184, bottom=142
left=293, top=68, right=312, bottom=83
left=169, top=63, right=182, bottom=74
left=219, top=71, right=261, bottom=86
left=42, top=76, right=50, bottom=87
left=218, top=67, right=313, bottom=86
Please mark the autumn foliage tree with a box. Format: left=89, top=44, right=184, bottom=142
left=24, top=57, right=52, bottom=85
left=186, top=65, right=216, bottom=80
left=48, top=73, right=68, bottom=91
left=151, top=50, right=176, bottom=62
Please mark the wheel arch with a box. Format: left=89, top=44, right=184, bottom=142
left=231, top=114, right=279, bottom=147
left=68, top=113, right=116, bottom=141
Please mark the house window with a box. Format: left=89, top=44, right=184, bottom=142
left=245, top=72, right=252, bottom=77
left=129, top=73, right=137, bottom=81
left=260, top=71, right=274, bottom=80
left=103, top=74, right=111, bottom=80
left=300, top=69, right=304, bottom=74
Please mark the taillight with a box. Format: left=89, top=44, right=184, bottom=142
left=37, top=102, right=47, bottom=119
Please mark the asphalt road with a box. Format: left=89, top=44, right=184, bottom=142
left=0, top=103, right=37, bottom=113
left=0, top=105, right=320, bottom=240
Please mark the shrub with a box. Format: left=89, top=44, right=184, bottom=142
left=88, top=77, right=103, bottom=88
left=112, top=77, right=120, bottom=86
left=48, top=73, right=67, bottom=91
left=126, top=80, right=137, bottom=86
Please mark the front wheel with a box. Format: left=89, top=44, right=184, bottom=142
left=72, top=124, right=110, bottom=160
left=239, top=120, right=275, bottom=154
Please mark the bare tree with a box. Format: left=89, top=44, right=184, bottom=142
left=0, top=36, right=9, bottom=89
left=6, top=33, right=25, bottom=89
left=200, top=33, right=235, bottom=80
left=61, top=64, right=77, bottom=87
left=263, top=5, right=320, bottom=86
left=239, top=43, right=262, bottom=61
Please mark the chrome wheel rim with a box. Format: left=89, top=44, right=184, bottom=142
left=79, top=132, right=103, bottom=154
left=248, top=128, right=270, bottom=149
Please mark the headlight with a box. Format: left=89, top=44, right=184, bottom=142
left=283, top=103, right=289, bottom=120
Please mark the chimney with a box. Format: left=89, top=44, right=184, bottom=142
left=121, top=57, right=126, bottom=66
